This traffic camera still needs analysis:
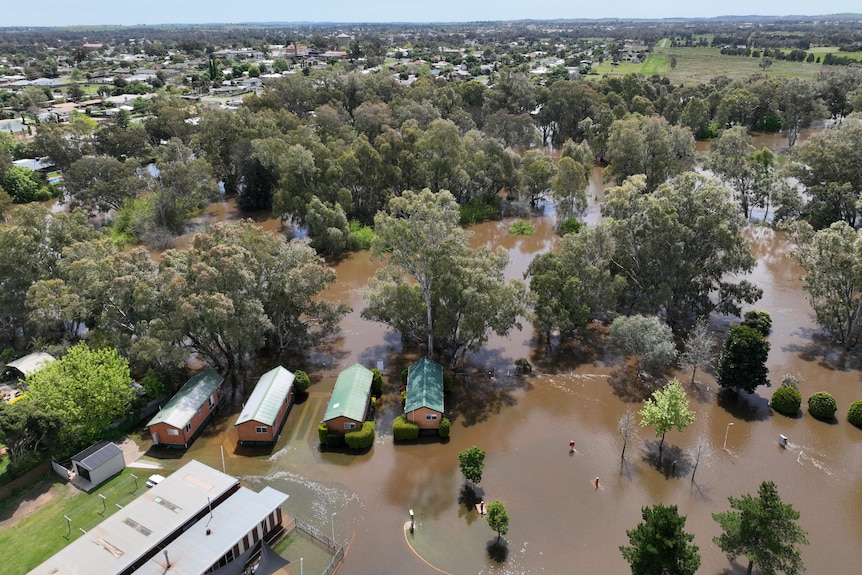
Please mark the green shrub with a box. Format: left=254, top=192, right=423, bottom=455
left=508, top=220, right=535, bottom=235
left=807, top=391, right=837, bottom=420
left=401, top=389, right=407, bottom=406
left=442, top=371, right=453, bottom=393
left=393, top=415, right=419, bottom=441
left=141, top=370, right=166, bottom=398
left=559, top=218, right=582, bottom=236
left=371, top=368, right=383, bottom=395
left=318, top=423, right=328, bottom=444
left=345, top=421, right=375, bottom=449
left=771, top=386, right=801, bottom=416
left=459, top=198, right=501, bottom=225
left=349, top=219, right=375, bottom=250
left=438, top=417, right=451, bottom=438
left=515, top=358, right=532, bottom=373
left=742, top=310, right=772, bottom=336
left=848, top=400, right=862, bottom=428
left=401, top=367, right=408, bottom=385
left=294, top=370, right=310, bottom=393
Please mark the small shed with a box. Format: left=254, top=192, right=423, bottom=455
left=69, top=441, right=125, bottom=492
left=322, top=363, right=373, bottom=435
left=235, top=366, right=295, bottom=445
left=147, top=369, right=224, bottom=448
left=405, top=357, right=444, bottom=431
left=6, top=351, right=55, bottom=380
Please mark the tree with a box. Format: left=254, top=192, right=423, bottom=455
left=681, top=318, right=715, bottom=386
left=64, top=156, right=141, bottom=213
left=25, top=343, right=134, bottom=451
left=713, top=481, right=809, bottom=575
left=551, top=156, right=589, bottom=223
left=608, top=315, right=678, bottom=379
left=618, top=409, right=638, bottom=462
left=776, top=78, right=822, bottom=148
left=787, top=221, right=862, bottom=349
left=620, top=503, right=701, bottom=575
left=639, top=379, right=696, bottom=460
left=716, top=324, right=771, bottom=393
left=458, top=445, right=486, bottom=486
left=1, top=166, right=49, bottom=203
left=0, top=400, right=62, bottom=462
left=708, top=126, right=758, bottom=219
left=486, top=501, right=509, bottom=542
left=147, top=138, right=218, bottom=234
left=687, top=432, right=712, bottom=484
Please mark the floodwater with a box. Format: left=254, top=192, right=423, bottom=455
left=140, top=165, right=862, bottom=575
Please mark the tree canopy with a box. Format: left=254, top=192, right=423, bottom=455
left=716, top=324, right=771, bottom=393
left=620, top=503, right=701, bottom=575
left=458, top=445, right=486, bottom=486
left=639, top=378, right=696, bottom=459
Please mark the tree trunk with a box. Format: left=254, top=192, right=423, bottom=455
left=747, top=559, right=754, bottom=575
left=658, top=431, right=665, bottom=459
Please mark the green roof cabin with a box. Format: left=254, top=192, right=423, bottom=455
left=322, top=363, right=373, bottom=435
left=147, top=369, right=224, bottom=448
left=405, top=357, right=444, bottom=432
left=235, top=366, right=295, bottom=445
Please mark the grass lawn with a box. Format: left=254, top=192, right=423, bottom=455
left=0, top=468, right=146, bottom=575
left=806, top=46, right=862, bottom=61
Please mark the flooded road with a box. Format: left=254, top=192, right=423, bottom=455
left=145, top=169, right=862, bottom=574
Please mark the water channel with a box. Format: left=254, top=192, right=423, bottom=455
left=123, top=124, right=862, bottom=574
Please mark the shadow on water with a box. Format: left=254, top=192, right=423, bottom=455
left=716, top=388, right=771, bottom=422
left=446, top=370, right=522, bottom=427
left=486, top=539, right=509, bottom=563
left=608, top=366, right=655, bottom=403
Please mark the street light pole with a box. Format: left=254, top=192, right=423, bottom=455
left=331, top=512, right=337, bottom=547
left=723, top=422, right=735, bottom=451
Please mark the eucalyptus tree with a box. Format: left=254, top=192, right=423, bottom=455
left=708, top=126, right=757, bottom=219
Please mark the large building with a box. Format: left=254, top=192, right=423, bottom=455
left=28, top=460, right=288, bottom=575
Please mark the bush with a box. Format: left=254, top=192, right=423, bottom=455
left=742, top=310, right=772, bottom=336
left=140, top=370, right=166, bottom=398
left=459, top=198, right=501, bottom=225
left=294, top=370, right=310, bottom=393
left=345, top=421, right=375, bottom=449
left=371, top=368, right=383, bottom=396
left=848, top=400, right=862, bottom=428
left=443, top=371, right=453, bottom=393
left=438, top=417, right=451, bottom=438
left=508, top=220, right=535, bottom=235
left=807, top=391, right=837, bottom=420
left=393, top=415, right=419, bottom=441
left=318, top=423, right=328, bottom=444
left=559, top=218, right=582, bottom=236
left=771, top=386, right=802, bottom=416
left=348, top=219, right=375, bottom=250
left=401, top=367, right=408, bottom=385
left=515, top=358, right=532, bottom=373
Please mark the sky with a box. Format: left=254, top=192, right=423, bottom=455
left=1, top=0, right=860, bottom=27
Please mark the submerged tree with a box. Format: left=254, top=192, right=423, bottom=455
left=458, top=445, right=486, bottom=486
left=681, top=318, right=715, bottom=386
left=608, top=315, right=678, bottom=379
left=620, top=503, right=701, bottom=575
left=639, top=379, right=696, bottom=460
left=713, top=481, right=809, bottom=575
left=486, top=501, right=510, bottom=542
left=618, top=409, right=638, bottom=462
left=716, top=324, right=771, bottom=393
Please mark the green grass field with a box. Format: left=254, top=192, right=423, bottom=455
left=806, top=46, right=862, bottom=61
left=0, top=468, right=145, bottom=575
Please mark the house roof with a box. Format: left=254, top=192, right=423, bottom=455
left=323, top=363, right=373, bottom=423
left=134, top=486, right=288, bottom=575
left=146, top=369, right=223, bottom=430
left=27, top=460, right=240, bottom=575
left=406, top=357, right=444, bottom=414
left=72, top=441, right=123, bottom=471
left=6, top=351, right=55, bottom=377
left=235, top=366, right=295, bottom=427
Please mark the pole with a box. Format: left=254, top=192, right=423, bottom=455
left=723, top=422, right=734, bottom=451
left=331, top=512, right=337, bottom=547
left=130, top=473, right=138, bottom=492
left=300, top=557, right=303, bottom=575
left=221, top=445, right=226, bottom=474
left=98, top=494, right=107, bottom=516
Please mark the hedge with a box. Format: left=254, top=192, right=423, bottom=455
left=318, top=423, right=328, bottom=444
left=345, top=421, right=375, bottom=450
left=848, top=400, right=862, bottom=428
left=393, top=415, right=419, bottom=441
left=807, top=391, right=837, bottom=420
left=294, top=370, right=311, bottom=393
left=371, top=368, right=383, bottom=395
left=439, top=417, right=451, bottom=438
left=771, top=386, right=801, bottom=416
left=443, top=372, right=453, bottom=393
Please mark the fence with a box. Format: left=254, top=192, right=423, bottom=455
left=276, top=517, right=344, bottom=575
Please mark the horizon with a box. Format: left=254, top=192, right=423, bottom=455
left=2, top=1, right=861, bottom=28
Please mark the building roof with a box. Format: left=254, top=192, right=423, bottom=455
left=6, top=351, right=55, bottom=377
left=323, top=363, right=373, bottom=423
left=235, top=366, right=295, bottom=427
left=72, top=441, right=123, bottom=471
left=146, top=369, right=223, bottom=430
left=134, top=485, right=288, bottom=575
left=27, top=460, right=240, bottom=575
left=406, top=357, right=444, bottom=414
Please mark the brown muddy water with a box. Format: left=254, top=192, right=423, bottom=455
left=137, top=167, right=862, bottom=575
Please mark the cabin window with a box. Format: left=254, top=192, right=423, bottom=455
left=426, top=414, right=438, bottom=420
left=167, top=429, right=179, bottom=436
left=255, top=426, right=268, bottom=434
left=185, top=422, right=192, bottom=432
left=344, top=422, right=356, bottom=430
left=209, top=394, right=215, bottom=408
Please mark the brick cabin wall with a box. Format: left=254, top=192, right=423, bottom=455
left=236, top=393, right=293, bottom=444
left=405, top=406, right=443, bottom=429
left=149, top=388, right=222, bottom=446
left=324, top=415, right=363, bottom=435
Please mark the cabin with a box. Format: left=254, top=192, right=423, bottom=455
left=322, top=363, right=373, bottom=436
left=6, top=351, right=55, bottom=380
left=146, top=369, right=223, bottom=448
left=235, top=366, right=295, bottom=445
left=404, top=357, right=445, bottom=432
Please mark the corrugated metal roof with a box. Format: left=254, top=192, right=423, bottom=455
left=406, top=357, right=444, bottom=414
left=134, top=486, right=288, bottom=575
left=27, top=460, right=239, bottom=575
left=72, top=441, right=123, bottom=472
left=323, top=363, right=373, bottom=423
left=6, top=351, right=55, bottom=377
left=235, top=366, right=294, bottom=427
left=146, top=370, right=223, bottom=430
